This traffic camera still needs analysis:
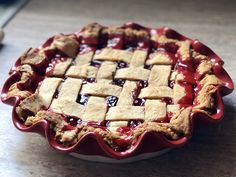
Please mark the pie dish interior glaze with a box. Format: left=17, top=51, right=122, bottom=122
left=1, top=22, right=234, bottom=159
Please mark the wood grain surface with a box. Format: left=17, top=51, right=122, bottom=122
left=0, top=0, right=235, bottom=177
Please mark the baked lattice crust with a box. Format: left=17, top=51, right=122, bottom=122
left=6, top=23, right=224, bottom=151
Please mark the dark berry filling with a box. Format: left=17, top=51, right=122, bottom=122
left=107, top=37, right=122, bottom=48
left=138, top=80, right=148, bottom=88
left=161, top=97, right=173, bottom=104
left=168, top=80, right=175, bottom=88
left=117, top=126, right=132, bottom=136
left=176, top=60, right=195, bottom=73
left=76, top=94, right=89, bottom=105
left=91, top=60, right=102, bottom=67
left=124, top=44, right=135, bottom=52
left=117, top=61, right=128, bottom=69
left=160, top=43, right=179, bottom=53
left=86, top=78, right=96, bottom=83
left=128, top=120, right=143, bottom=128
left=133, top=98, right=145, bottom=106
left=106, top=96, right=118, bottom=107
left=52, top=89, right=59, bottom=99
left=67, top=117, right=82, bottom=127
left=112, top=79, right=125, bottom=87
left=144, top=64, right=152, bottom=70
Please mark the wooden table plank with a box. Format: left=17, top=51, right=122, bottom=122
left=0, top=0, right=235, bottom=177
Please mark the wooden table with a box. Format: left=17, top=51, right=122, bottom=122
left=0, top=0, right=236, bottom=176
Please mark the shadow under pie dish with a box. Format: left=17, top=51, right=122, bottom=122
left=1, top=22, right=234, bottom=161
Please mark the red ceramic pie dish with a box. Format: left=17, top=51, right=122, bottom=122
left=1, top=22, right=234, bottom=160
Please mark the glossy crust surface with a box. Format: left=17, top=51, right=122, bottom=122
left=1, top=22, right=234, bottom=159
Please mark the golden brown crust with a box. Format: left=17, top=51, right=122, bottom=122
left=6, top=64, right=33, bottom=99
left=177, top=41, right=191, bottom=60
left=20, top=48, right=46, bottom=65
left=23, top=107, right=192, bottom=147
left=102, top=26, right=149, bottom=40
left=124, top=28, right=149, bottom=39
left=82, top=23, right=103, bottom=37
left=139, top=86, right=173, bottom=99
left=16, top=94, right=44, bottom=120
left=193, top=74, right=223, bottom=110
left=135, top=107, right=192, bottom=139
left=146, top=53, right=172, bottom=65
left=200, top=74, right=223, bottom=86
left=93, top=48, right=133, bottom=63
left=173, top=83, right=186, bottom=104
left=169, top=107, right=192, bottom=136
left=144, top=99, right=166, bottom=121
left=191, top=50, right=208, bottom=61
left=133, top=122, right=179, bottom=140
left=16, top=64, right=33, bottom=76
left=46, top=34, right=79, bottom=58
left=193, top=85, right=218, bottom=110
left=151, top=34, right=178, bottom=44
left=102, top=26, right=124, bottom=34
left=197, top=60, right=213, bottom=76
left=23, top=110, right=127, bottom=148
left=25, top=112, right=45, bottom=126
left=60, top=129, right=80, bottom=145
left=7, top=83, right=32, bottom=99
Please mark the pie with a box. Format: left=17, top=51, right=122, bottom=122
left=2, top=23, right=232, bottom=152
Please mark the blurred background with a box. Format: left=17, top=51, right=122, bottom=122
left=0, top=0, right=27, bottom=27
left=0, top=0, right=236, bottom=177
left=0, top=0, right=235, bottom=67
